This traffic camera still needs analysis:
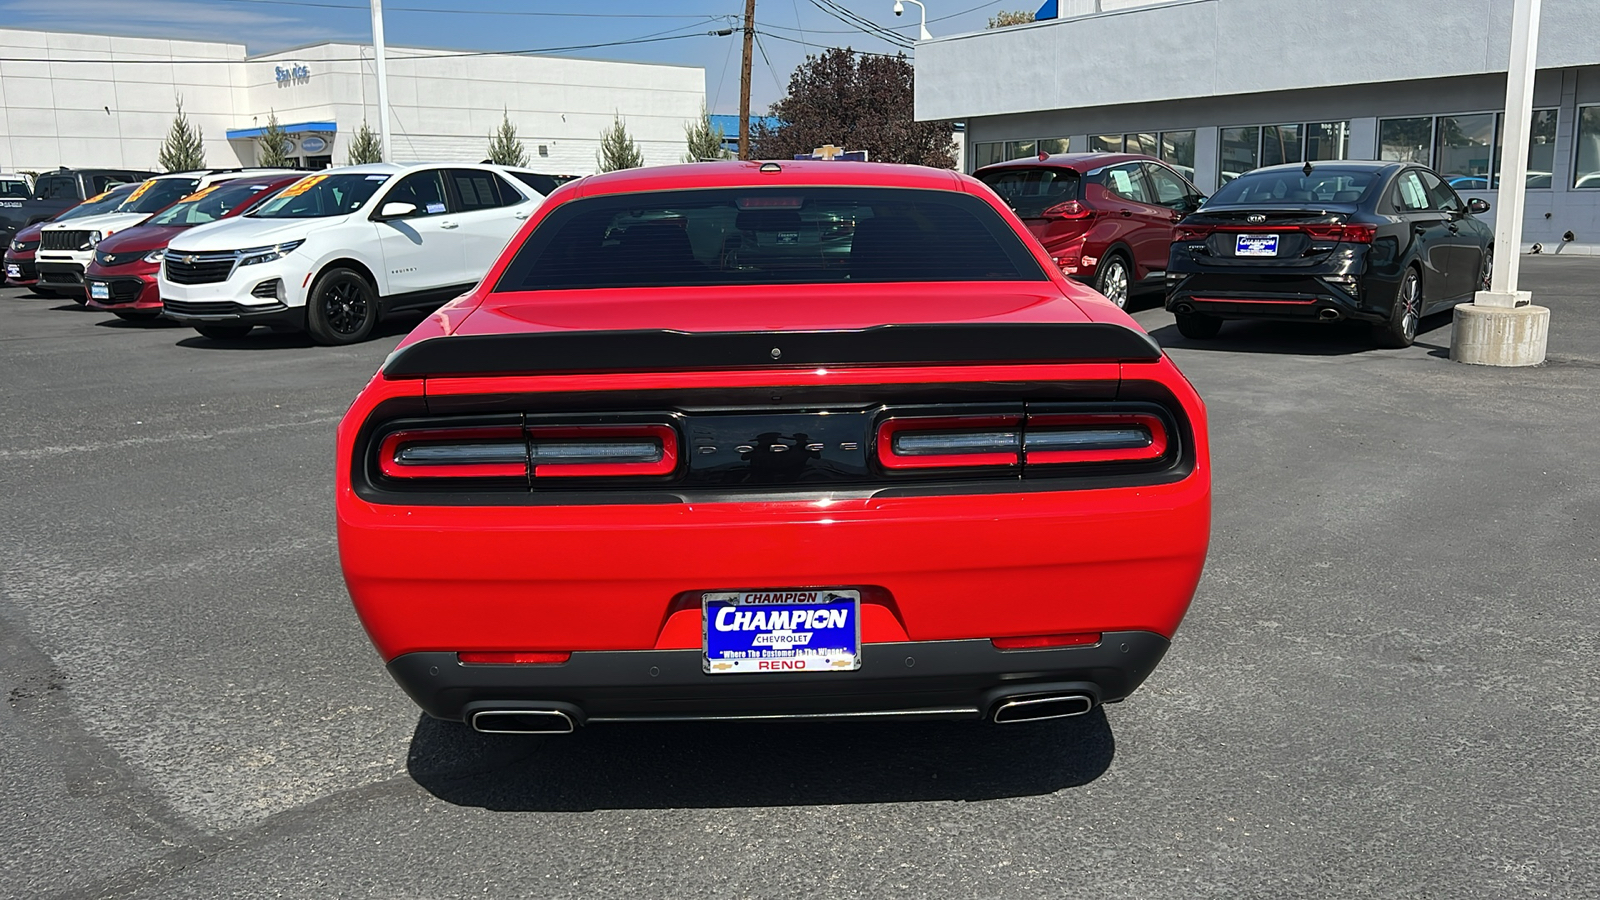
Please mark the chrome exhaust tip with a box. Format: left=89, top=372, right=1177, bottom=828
left=469, top=709, right=577, bottom=734
left=992, top=692, right=1095, bottom=724
left=1173, top=303, right=1194, bottom=315
left=1318, top=308, right=1342, bottom=321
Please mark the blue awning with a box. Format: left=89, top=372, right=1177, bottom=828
left=225, top=121, right=336, bottom=140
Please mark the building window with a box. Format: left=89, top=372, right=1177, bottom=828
left=1220, top=126, right=1260, bottom=181
left=1379, top=117, right=1434, bottom=164
left=973, top=141, right=1006, bottom=168
left=1433, top=113, right=1497, bottom=183
left=1160, top=130, right=1196, bottom=176
left=1004, top=140, right=1037, bottom=160
left=1261, top=124, right=1303, bottom=167
left=1090, top=134, right=1123, bottom=153
left=1574, top=107, right=1600, bottom=189
left=1039, top=137, right=1071, bottom=155
left=1127, top=133, right=1159, bottom=157
left=1490, top=109, right=1557, bottom=188
left=1306, top=122, right=1350, bottom=161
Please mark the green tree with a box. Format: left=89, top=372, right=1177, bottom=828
left=987, top=10, right=1035, bottom=28
left=345, top=120, right=384, bottom=165
left=750, top=48, right=955, bottom=168
left=158, top=96, right=206, bottom=172
left=486, top=111, right=529, bottom=167
left=596, top=113, right=645, bottom=172
left=257, top=112, right=293, bottom=168
left=682, top=104, right=728, bottom=162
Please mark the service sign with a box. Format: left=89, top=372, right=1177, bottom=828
left=703, top=590, right=861, bottom=674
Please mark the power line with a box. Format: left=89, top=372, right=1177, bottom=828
left=753, top=29, right=906, bottom=57
left=203, top=0, right=738, bottom=18
left=806, top=0, right=912, bottom=47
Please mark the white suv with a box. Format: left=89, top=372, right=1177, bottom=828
left=36, top=169, right=295, bottom=300
left=159, top=163, right=546, bottom=344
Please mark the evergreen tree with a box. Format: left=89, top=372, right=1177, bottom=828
left=158, top=96, right=206, bottom=172
left=682, top=104, right=728, bottom=162
left=486, top=111, right=529, bottom=167
left=596, top=114, right=645, bottom=172
left=257, top=113, right=293, bottom=168
left=346, top=120, right=384, bottom=165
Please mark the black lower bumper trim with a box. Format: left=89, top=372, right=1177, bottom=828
left=386, top=630, right=1171, bottom=724
left=162, top=299, right=304, bottom=330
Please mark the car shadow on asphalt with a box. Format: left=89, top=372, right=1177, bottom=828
left=172, top=314, right=422, bottom=350
left=1149, top=311, right=1452, bottom=355
left=93, top=316, right=183, bottom=329
left=405, top=710, right=1115, bottom=811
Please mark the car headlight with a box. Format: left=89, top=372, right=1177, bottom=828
left=9, top=239, right=22, bottom=252
left=237, top=240, right=304, bottom=267
left=143, top=248, right=166, bottom=265
left=86, top=230, right=104, bottom=249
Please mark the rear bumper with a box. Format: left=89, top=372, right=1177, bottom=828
left=388, top=631, right=1170, bottom=724
left=1165, top=268, right=1383, bottom=322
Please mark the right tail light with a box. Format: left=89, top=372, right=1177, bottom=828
left=875, top=409, right=1172, bottom=472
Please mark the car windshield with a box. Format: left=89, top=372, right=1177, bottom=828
left=249, top=173, right=390, bottom=218
left=146, top=180, right=281, bottom=227
left=114, top=177, right=202, bottom=214
left=1207, top=167, right=1380, bottom=205
left=975, top=167, right=1081, bottom=218
left=58, top=185, right=140, bottom=220
left=495, top=187, right=1045, bottom=291
left=1, top=181, right=29, bottom=199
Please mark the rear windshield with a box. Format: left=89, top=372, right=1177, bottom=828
left=146, top=180, right=281, bottom=227
left=0, top=181, right=29, bottom=199
left=975, top=167, right=1080, bottom=218
left=1208, top=168, right=1381, bottom=205
left=59, top=185, right=139, bottom=220
left=115, top=178, right=202, bottom=214
left=249, top=173, right=389, bottom=219
left=495, top=187, right=1044, bottom=291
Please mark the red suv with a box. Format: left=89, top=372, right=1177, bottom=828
left=976, top=153, right=1204, bottom=308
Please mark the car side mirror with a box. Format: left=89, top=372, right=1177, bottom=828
left=1184, top=194, right=1206, bottom=212
left=376, top=201, right=416, bottom=220
left=1467, top=197, right=1490, bottom=214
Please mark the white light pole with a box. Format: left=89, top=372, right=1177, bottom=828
left=893, top=0, right=932, bottom=41
left=370, top=0, right=393, bottom=163
left=1452, top=0, right=1549, bottom=366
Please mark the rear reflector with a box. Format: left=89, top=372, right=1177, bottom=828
left=457, top=651, right=571, bottom=665
left=877, top=415, right=1022, bottom=469
left=992, top=632, right=1101, bottom=650
left=378, top=426, right=528, bottom=479
left=527, top=424, right=678, bottom=478
left=1024, top=412, right=1168, bottom=465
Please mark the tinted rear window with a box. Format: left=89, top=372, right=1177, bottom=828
left=1208, top=168, right=1381, bottom=205
left=495, top=187, right=1043, bottom=291
left=976, top=167, right=1080, bottom=218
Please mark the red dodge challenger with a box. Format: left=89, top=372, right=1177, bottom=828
left=337, top=160, right=1210, bottom=733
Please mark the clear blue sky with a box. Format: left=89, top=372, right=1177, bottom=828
left=0, top=0, right=1018, bottom=114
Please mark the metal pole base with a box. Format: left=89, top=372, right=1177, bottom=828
left=1450, top=301, right=1550, bottom=367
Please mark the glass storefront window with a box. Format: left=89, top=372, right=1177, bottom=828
left=1306, top=122, right=1350, bottom=161
left=1128, top=133, right=1159, bottom=157
left=1261, top=124, right=1303, bottom=167
left=973, top=142, right=1006, bottom=169
left=1220, top=126, right=1260, bottom=181
left=1379, top=117, right=1433, bottom=164
left=1090, top=134, right=1124, bottom=153
left=1577, top=107, right=1600, bottom=189
left=1038, top=137, right=1071, bottom=155
left=1434, top=113, right=1496, bottom=182
left=1160, top=130, right=1196, bottom=180
left=1004, top=140, right=1037, bottom=161
left=1491, top=109, right=1558, bottom=188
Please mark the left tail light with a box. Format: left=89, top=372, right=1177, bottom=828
left=378, top=425, right=528, bottom=480
left=527, top=424, right=678, bottom=478
left=374, top=421, right=680, bottom=483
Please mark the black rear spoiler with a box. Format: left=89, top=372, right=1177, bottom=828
left=381, top=323, right=1162, bottom=379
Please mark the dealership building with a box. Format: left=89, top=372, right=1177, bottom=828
left=916, top=0, right=1600, bottom=250
left=0, top=28, right=705, bottom=176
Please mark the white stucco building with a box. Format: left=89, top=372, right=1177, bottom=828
left=0, top=28, right=705, bottom=175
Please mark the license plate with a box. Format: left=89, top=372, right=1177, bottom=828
left=89, top=282, right=110, bottom=300
left=1236, top=233, right=1279, bottom=256
left=5, top=264, right=18, bottom=279
left=703, top=589, right=860, bottom=674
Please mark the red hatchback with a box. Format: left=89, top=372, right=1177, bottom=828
left=84, top=174, right=302, bottom=319
left=336, top=160, right=1210, bottom=733
left=975, top=153, right=1204, bottom=309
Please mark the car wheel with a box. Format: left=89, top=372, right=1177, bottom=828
left=1479, top=246, right=1493, bottom=292
left=194, top=323, right=253, bottom=340
left=1095, top=254, right=1131, bottom=309
left=306, top=267, right=378, bottom=346
left=1175, top=311, right=1223, bottom=340
left=1375, top=267, right=1422, bottom=348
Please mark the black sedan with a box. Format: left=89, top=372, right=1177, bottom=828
left=1164, top=161, right=1493, bottom=347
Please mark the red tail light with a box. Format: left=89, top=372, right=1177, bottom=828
left=1333, top=222, right=1377, bottom=243
left=457, top=651, right=570, bottom=665
left=1040, top=200, right=1093, bottom=220
left=1173, top=224, right=1214, bottom=242
left=1024, top=413, right=1168, bottom=465
left=992, top=632, right=1101, bottom=650
left=527, top=423, right=678, bottom=478
left=876, top=415, right=1023, bottom=470
left=378, top=425, right=528, bottom=479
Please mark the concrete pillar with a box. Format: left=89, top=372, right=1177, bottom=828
left=1450, top=303, right=1550, bottom=366
left=1192, top=126, right=1219, bottom=194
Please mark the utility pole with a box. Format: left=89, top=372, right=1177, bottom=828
left=1451, top=0, right=1548, bottom=366
left=370, top=0, right=393, bottom=163
left=738, top=0, right=755, bottom=160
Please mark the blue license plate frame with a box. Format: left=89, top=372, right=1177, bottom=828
left=702, top=589, right=861, bottom=675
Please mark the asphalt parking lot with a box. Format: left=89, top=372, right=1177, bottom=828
left=3, top=258, right=1597, bottom=900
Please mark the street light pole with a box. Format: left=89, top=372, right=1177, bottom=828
left=370, top=0, right=393, bottom=163
left=893, top=0, right=933, bottom=41
left=1451, top=0, right=1549, bottom=366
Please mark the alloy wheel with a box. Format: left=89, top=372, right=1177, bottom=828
left=323, top=278, right=369, bottom=335
left=1398, top=271, right=1420, bottom=342
left=1100, top=258, right=1129, bottom=308
left=1480, top=248, right=1493, bottom=292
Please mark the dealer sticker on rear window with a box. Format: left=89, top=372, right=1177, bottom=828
left=1236, top=233, right=1279, bottom=256
left=703, top=590, right=860, bottom=674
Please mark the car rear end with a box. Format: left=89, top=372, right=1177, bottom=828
left=336, top=165, right=1211, bottom=731
left=972, top=162, right=1094, bottom=277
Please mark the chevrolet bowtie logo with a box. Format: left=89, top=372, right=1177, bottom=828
left=183, top=255, right=196, bottom=264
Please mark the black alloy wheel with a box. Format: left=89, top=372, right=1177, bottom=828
left=1175, top=310, right=1223, bottom=340
left=194, top=323, right=253, bottom=340
left=1479, top=246, right=1494, bottom=292
left=1375, top=267, right=1422, bottom=348
left=1095, top=254, right=1131, bottom=309
left=306, top=267, right=378, bottom=345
